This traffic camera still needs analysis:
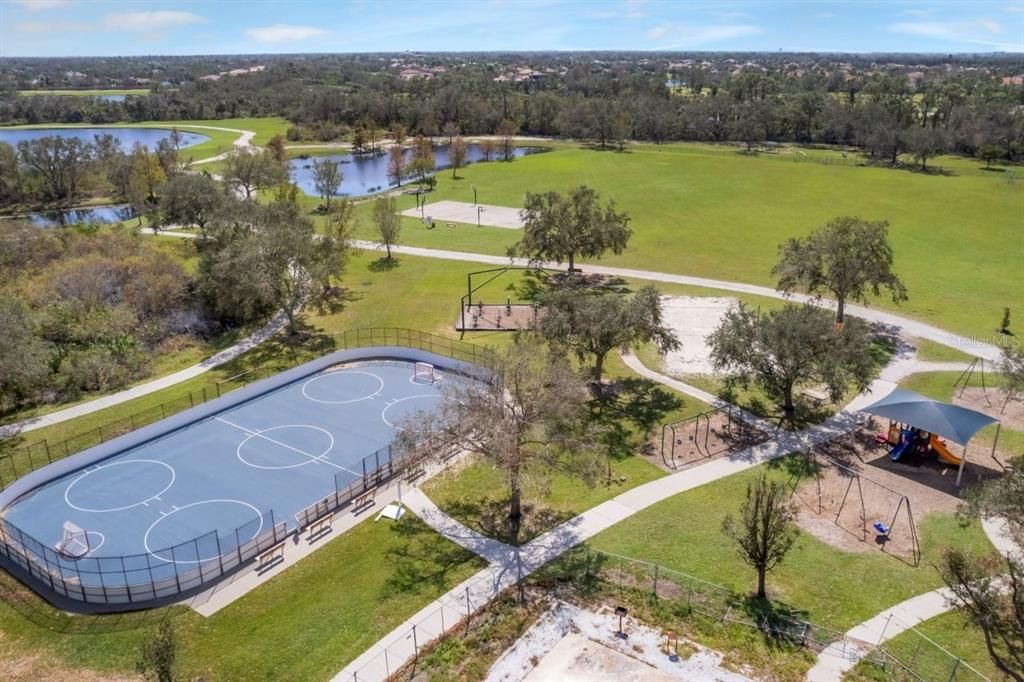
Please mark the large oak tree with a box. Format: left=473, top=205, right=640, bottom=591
left=512, top=186, right=631, bottom=272
left=708, top=302, right=876, bottom=421
left=773, top=216, right=907, bottom=325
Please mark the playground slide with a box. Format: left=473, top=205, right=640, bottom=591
left=890, top=433, right=912, bottom=462
left=931, top=435, right=961, bottom=466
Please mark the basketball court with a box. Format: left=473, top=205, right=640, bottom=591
left=401, top=200, right=524, bottom=229
left=2, top=360, right=448, bottom=585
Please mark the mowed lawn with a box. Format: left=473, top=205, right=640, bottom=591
left=0, top=513, right=484, bottom=681
left=351, top=143, right=1022, bottom=338
left=588, top=458, right=996, bottom=631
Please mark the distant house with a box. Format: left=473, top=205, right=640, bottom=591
left=1003, top=75, right=1024, bottom=86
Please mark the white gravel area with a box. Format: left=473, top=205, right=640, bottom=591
left=660, top=296, right=738, bottom=376
left=486, top=601, right=753, bottom=682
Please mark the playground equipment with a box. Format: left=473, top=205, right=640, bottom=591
left=456, top=266, right=557, bottom=336
left=862, top=389, right=1000, bottom=486
left=659, top=405, right=766, bottom=470
left=787, top=446, right=921, bottom=566
left=929, top=434, right=962, bottom=466
left=952, top=358, right=990, bottom=406
left=889, top=429, right=914, bottom=462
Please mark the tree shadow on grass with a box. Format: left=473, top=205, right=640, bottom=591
left=309, top=285, right=361, bottom=317
left=368, top=256, right=401, bottom=272
left=382, top=515, right=485, bottom=596
left=437, top=497, right=574, bottom=547
left=739, top=594, right=816, bottom=652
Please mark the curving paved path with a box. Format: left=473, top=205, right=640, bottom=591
left=347, top=241, right=1003, bottom=363
left=334, top=366, right=895, bottom=680
left=129, top=123, right=259, bottom=165
left=337, top=352, right=1014, bottom=682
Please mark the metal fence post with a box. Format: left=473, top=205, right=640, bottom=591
left=412, top=624, right=418, bottom=661
left=466, top=586, right=471, bottom=634
left=653, top=564, right=659, bottom=600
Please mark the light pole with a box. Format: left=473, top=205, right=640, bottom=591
left=471, top=185, right=477, bottom=206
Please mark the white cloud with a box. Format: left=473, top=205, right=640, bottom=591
left=887, top=18, right=1004, bottom=39
left=10, top=0, right=70, bottom=10
left=1007, top=4, right=1024, bottom=14
left=886, top=17, right=1024, bottom=51
left=648, top=22, right=761, bottom=47
left=102, top=11, right=204, bottom=31
left=244, top=24, right=329, bottom=43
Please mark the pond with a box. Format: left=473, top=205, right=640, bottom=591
left=0, top=127, right=209, bottom=150
left=290, top=144, right=540, bottom=197
left=22, top=204, right=136, bottom=228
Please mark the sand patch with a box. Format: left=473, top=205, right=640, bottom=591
left=789, top=428, right=1003, bottom=558
left=487, top=601, right=751, bottom=682
left=954, top=387, right=1024, bottom=432
left=659, top=297, right=737, bottom=375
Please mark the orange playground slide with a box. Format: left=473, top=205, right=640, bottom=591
left=930, top=435, right=961, bottom=466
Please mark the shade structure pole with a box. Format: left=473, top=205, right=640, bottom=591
left=989, top=423, right=1002, bottom=466
left=956, top=441, right=969, bottom=487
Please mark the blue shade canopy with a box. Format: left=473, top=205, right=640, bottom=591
left=860, top=388, right=997, bottom=445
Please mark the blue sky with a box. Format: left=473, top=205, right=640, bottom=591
left=2, top=0, right=1022, bottom=57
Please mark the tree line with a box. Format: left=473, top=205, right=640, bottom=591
left=3, top=56, right=1022, bottom=163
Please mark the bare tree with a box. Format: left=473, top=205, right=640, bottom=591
left=397, top=336, right=603, bottom=539
left=312, top=158, right=343, bottom=205
left=371, top=196, right=401, bottom=260
left=442, top=121, right=460, bottom=144
left=387, top=145, right=406, bottom=187
left=722, top=474, right=799, bottom=599
left=497, top=119, right=518, bottom=161
left=450, top=135, right=468, bottom=179
left=480, top=138, right=497, bottom=162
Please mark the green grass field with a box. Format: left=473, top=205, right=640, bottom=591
left=0, top=513, right=484, bottom=681
left=348, top=143, right=1022, bottom=338
left=588, top=457, right=996, bottom=631
left=17, top=89, right=151, bottom=97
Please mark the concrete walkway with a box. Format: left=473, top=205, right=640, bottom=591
left=334, top=373, right=890, bottom=680
left=806, top=589, right=957, bottom=681
left=0, top=312, right=286, bottom=437
left=334, top=351, right=1012, bottom=681
left=347, top=241, right=1002, bottom=363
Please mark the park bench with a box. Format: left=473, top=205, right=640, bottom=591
left=307, top=512, right=334, bottom=541
left=352, top=487, right=378, bottom=513
left=256, top=541, right=286, bottom=573
left=405, top=462, right=426, bottom=483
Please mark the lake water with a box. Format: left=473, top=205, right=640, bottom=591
left=290, top=144, right=539, bottom=197
left=24, top=204, right=136, bottom=228
left=0, top=127, right=209, bottom=150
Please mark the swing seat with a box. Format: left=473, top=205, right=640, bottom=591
left=873, top=521, right=890, bottom=535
